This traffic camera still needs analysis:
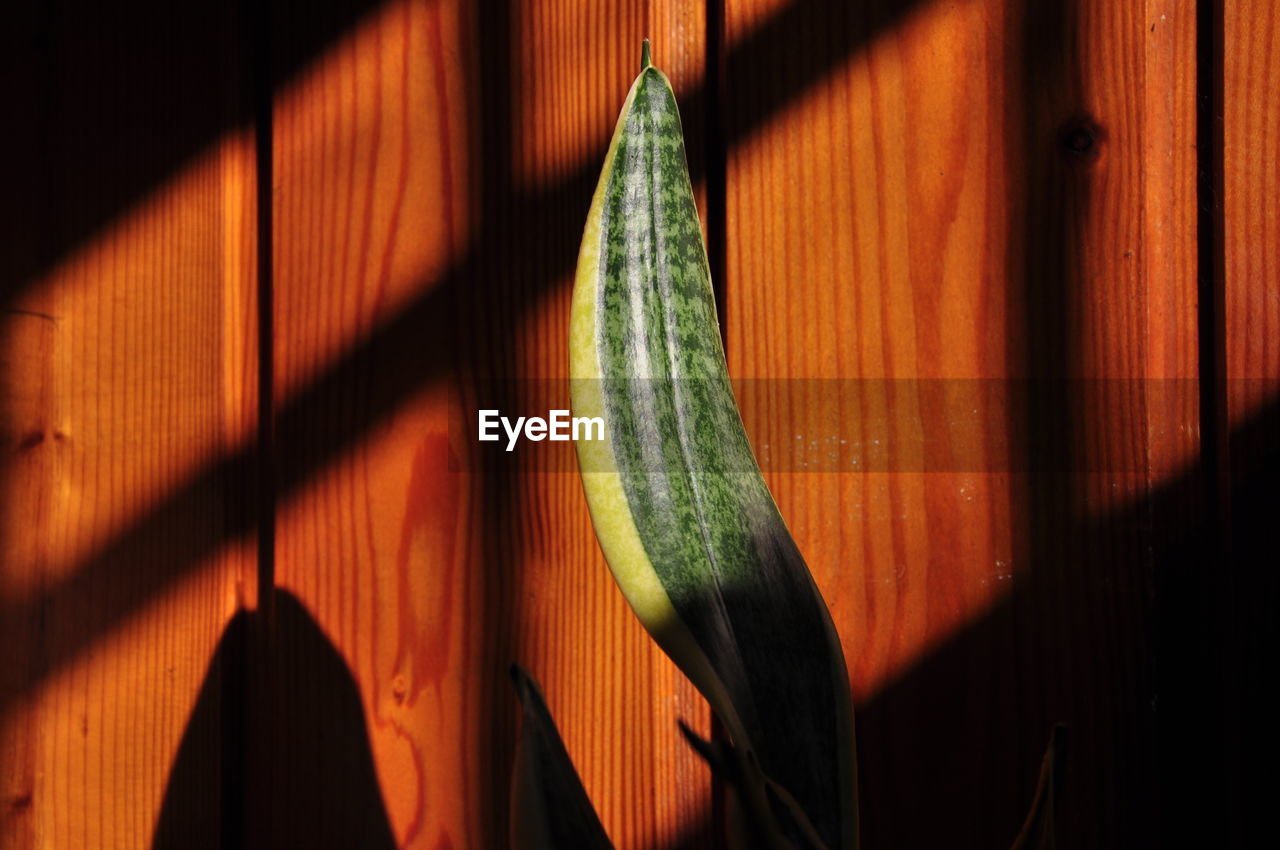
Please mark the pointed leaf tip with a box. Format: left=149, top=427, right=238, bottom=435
left=640, top=39, right=652, bottom=71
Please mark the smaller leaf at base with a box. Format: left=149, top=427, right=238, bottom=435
left=510, top=665, right=615, bottom=850
left=678, top=722, right=828, bottom=850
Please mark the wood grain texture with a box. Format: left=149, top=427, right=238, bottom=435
left=268, top=1, right=711, bottom=846
left=1225, top=1, right=1279, bottom=407
left=0, top=3, right=258, bottom=847
left=721, top=0, right=1198, bottom=846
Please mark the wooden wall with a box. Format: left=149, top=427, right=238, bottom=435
left=1, top=0, right=1274, bottom=848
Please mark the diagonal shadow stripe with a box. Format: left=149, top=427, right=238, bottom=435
left=0, top=0, right=386, bottom=300
left=0, top=0, right=926, bottom=711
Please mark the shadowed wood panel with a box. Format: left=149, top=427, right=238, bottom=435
left=0, top=3, right=258, bottom=848
left=269, top=1, right=710, bottom=846
left=1222, top=1, right=1279, bottom=844
left=722, top=0, right=1197, bottom=847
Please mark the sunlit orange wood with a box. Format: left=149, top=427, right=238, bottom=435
left=1225, top=2, right=1280, bottom=419
left=269, top=1, right=710, bottom=846
left=723, top=0, right=1197, bottom=846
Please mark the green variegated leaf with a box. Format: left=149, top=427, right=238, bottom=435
left=509, top=665, right=614, bottom=850
left=570, top=41, right=857, bottom=850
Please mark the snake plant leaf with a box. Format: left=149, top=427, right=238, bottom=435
left=1009, top=726, right=1068, bottom=850
left=569, top=40, right=857, bottom=850
left=509, top=665, right=614, bottom=850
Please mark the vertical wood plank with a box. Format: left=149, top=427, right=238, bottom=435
left=269, top=2, right=474, bottom=844
left=721, top=0, right=1197, bottom=846
left=269, top=1, right=711, bottom=846
left=0, top=3, right=258, bottom=847
left=1225, top=2, right=1279, bottom=420
left=1222, top=1, right=1279, bottom=843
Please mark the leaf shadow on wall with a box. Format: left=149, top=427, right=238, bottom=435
left=152, top=590, right=397, bottom=850
left=151, top=590, right=719, bottom=850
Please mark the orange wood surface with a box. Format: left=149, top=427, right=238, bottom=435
left=1225, top=1, right=1279, bottom=416
left=0, top=4, right=258, bottom=848
left=722, top=0, right=1198, bottom=846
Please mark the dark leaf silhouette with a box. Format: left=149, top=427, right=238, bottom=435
left=153, top=591, right=396, bottom=850
left=509, top=665, right=615, bottom=850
